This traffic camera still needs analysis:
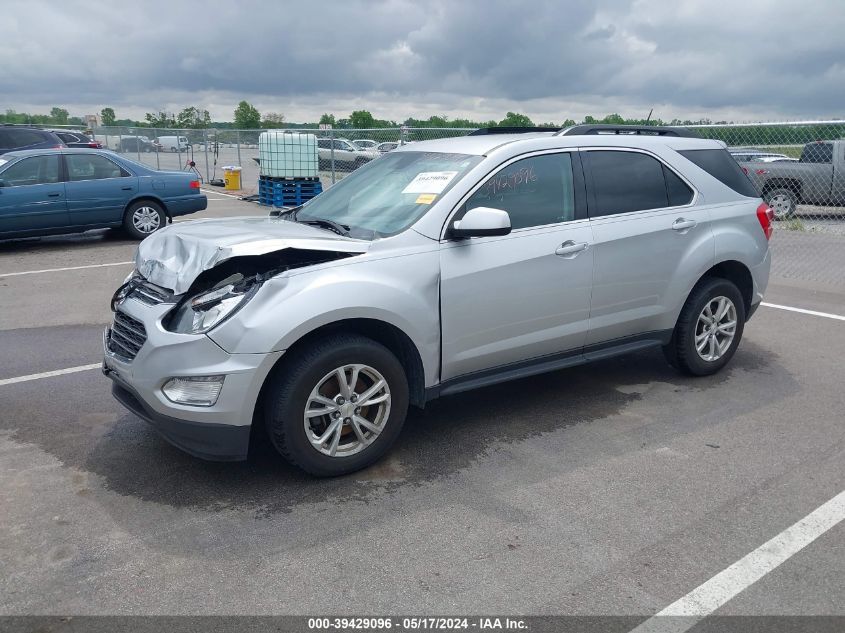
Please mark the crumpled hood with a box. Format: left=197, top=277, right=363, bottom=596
left=136, top=216, right=370, bottom=294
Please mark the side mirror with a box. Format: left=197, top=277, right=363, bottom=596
left=449, top=206, right=511, bottom=239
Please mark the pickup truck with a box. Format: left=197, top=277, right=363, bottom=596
left=744, top=140, right=845, bottom=218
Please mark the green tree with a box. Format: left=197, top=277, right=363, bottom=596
left=145, top=111, right=175, bottom=127
left=50, top=107, right=69, bottom=124
left=350, top=110, right=375, bottom=129
left=318, top=113, right=336, bottom=126
left=234, top=100, right=261, bottom=128
left=100, top=107, right=116, bottom=126
left=262, top=112, right=286, bottom=128
left=176, top=106, right=211, bottom=128
left=499, top=112, right=534, bottom=127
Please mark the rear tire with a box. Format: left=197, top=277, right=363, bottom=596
left=265, top=333, right=409, bottom=477
left=123, top=201, right=165, bottom=240
left=663, top=278, right=746, bottom=376
left=765, top=187, right=797, bottom=220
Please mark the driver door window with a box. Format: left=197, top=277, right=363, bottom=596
left=464, top=153, right=576, bottom=229
left=0, top=155, right=60, bottom=186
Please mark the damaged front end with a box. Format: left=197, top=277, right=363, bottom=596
left=122, top=217, right=371, bottom=335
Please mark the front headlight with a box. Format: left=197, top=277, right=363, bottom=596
left=168, top=275, right=260, bottom=334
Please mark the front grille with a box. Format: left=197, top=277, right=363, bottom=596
left=108, top=311, right=147, bottom=361
left=128, top=281, right=173, bottom=305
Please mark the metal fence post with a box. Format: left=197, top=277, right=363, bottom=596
left=176, top=131, right=182, bottom=172
left=118, top=131, right=123, bottom=154
left=203, top=129, right=210, bottom=183
left=330, top=128, right=336, bottom=184
left=154, top=128, right=160, bottom=169
left=236, top=130, right=242, bottom=167
left=136, top=131, right=141, bottom=164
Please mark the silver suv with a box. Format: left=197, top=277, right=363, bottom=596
left=103, top=125, right=773, bottom=476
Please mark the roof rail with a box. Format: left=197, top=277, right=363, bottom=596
left=558, top=124, right=701, bottom=138
left=468, top=126, right=560, bottom=136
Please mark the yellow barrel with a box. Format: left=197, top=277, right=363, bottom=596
left=223, top=166, right=242, bottom=190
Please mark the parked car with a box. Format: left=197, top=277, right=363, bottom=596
left=119, top=136, right=155, bottom=153
left=104, top=125, right=772, bottom=476
left=375, top=141, right=400, bottom=153
left=316, top=138, right=379, bottom=170
left=0, top=149, right=207, bottom=240
left=743, top=140, right=845, bottom=218
left=49, top=129, right=102, bottom=149
left=154, top=135, right=191, bottom=152
left=0, top=126, right=65, bottom=155
left=729, top=150, right=790, bottom=163
left=352, top=139, right=377, bottom=150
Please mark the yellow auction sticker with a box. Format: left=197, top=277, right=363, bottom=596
left=415, top=193, right=437, bottom=204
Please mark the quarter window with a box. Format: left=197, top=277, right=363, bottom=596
left=66, top=154, right=128, bottom=181
left=663, top=165, right=694, bottom=206
left=587, top=151, right=672, bottom=216
left=0, top=155, right=60, bottom=186
left=465, top=153, right=576, bottom=229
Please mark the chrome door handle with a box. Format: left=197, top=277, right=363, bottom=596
left=555, top=240, right=588, bottom=257
left=672, top=218, right=697, bottom=231
left=47, top=193, right=61, bottom=198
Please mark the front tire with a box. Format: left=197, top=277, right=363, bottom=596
left=765, top=187, right=797, bottom=220
left=663, top=278, right=746, bottom=376
left=123, top=201, right=165, bottom=239
left=265, top=333, right=409, bottom=476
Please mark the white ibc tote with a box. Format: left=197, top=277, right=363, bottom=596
left=258, top=131, right=318, bottom=178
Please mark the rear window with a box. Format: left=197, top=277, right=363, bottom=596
left=0, top=129, right=49, bottom=149
left=679, top=149, right=759, bottom=197
left=800, top=142, right=833, bottom=164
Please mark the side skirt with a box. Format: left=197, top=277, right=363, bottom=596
left=426, top=330, right=672, bottom=402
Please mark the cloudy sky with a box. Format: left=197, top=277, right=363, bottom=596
left=2, top=0, right=844, bottom=124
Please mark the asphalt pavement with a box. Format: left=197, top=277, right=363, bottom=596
left=0, top=199, right=843, bottom=620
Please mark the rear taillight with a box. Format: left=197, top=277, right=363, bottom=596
left=756, top=202, right=774, bottom=240
left=87, top=142, right=100, bottom=148
left=755, top=169, right=769, bottom=175
left=53, top=144, right=66, bottom=149
left=189, top=180, right=200, bottom=189
left=741, top=166, right=748, bottom=175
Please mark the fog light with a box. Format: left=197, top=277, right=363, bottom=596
left=162, top=375, right=225, bottom=407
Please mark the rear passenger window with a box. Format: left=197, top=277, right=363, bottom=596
left=465, top=153, right=576, bottom=229
left=679, top=149, right=758, bottom=197
left=587, top=151, right=669, bottom=216
left=663, top=165, right=694, bottom=206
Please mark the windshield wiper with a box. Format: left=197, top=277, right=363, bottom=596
left=277, top=206, right=351, bottom=237
left=298, top=217, right=351, bottom=237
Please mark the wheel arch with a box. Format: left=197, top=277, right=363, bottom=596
left=125, top=195, right=171, bottom=221
left=698, top=259, right=753, bottom=316
left=761, top=178, right=802, bottom=201
left=257, top=317, right=427, bottom=412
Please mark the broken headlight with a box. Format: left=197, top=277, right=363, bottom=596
left=168, top=274, right=260, bottom=334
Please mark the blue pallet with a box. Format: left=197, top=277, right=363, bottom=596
left=258, top=178, right=323, bottom=207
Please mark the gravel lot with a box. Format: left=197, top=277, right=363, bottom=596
left=0, top=198, right=843, bottom=624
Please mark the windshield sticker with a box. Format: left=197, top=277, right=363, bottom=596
left=415, top=193, right=437, bottom=204
left=402, top=171, right=458, bottom=194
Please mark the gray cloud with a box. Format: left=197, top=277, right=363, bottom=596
left=2, top=0, right=844, bottom=122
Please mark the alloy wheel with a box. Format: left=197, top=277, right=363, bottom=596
left=303, top=364, right=392, bottom=457
left=695, top=296, right=737, bottom=362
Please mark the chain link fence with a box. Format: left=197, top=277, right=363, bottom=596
left=30, top=120, right=845, bottom=284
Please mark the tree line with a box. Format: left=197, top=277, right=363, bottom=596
left=3, top=103, right=842, bottom=146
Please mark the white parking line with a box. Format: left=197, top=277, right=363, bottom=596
left=200, top=188, right=242, bottom=199
left=0, top=363, right=102, bottom=387
left=762, top=302, right=845, bottom=322
left=0, top=261, right=134, bottom=277
left=630, top=489, right=845, bottom=633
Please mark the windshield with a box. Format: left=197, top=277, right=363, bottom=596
left=295, top=151, right=481, bottom=238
